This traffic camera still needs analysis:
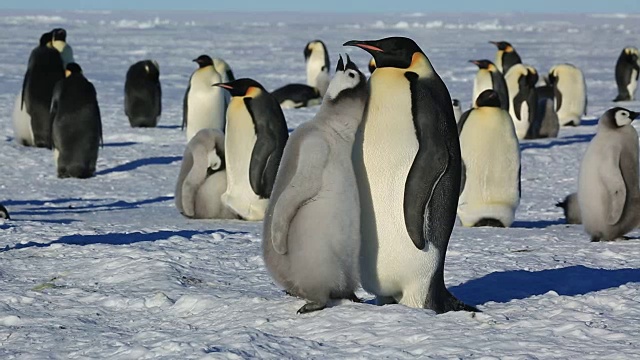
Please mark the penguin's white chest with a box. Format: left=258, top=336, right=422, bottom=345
left=306, top=52, right=326, bottom=88
left=472, top=70, right=492, bottom=104
left=629, top=69, right=638, bottom=99
left=186, top=69, right=225, bottom=141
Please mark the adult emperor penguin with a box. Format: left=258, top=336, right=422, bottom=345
left=51, top=28, right=74, bottom=67
left=470, top=59, right=509, bottom=111
left=578, top=108, right=640, bottom=241
left=614, top=47, right=640, bottom=102
left=183, top=55, right=226, bottom=141
left=214, top=78, right=289, bottom=221
left=556, top=193, right=581, bottom=224
left=263, top=55, right=368, bottom=314
left=124, top=60, right=162, bottom=127
left=175, top=128, right=237, bottom=219
left=51, top=63, right=102, bottom=178
left=457, top=90, right=520, bottom=227
left=344, top=36, right=478, bottom=313
left=527, top=83, right=559, bottom=139
left=505, top=63, right=537, bottom=140
left=490, top=41, right=522, bottom=74
left=272, top=84, right=322, bottom=109
left=548, top=63, right=587, bottom=126
left=213, top=58, right=235, bottom=83
left=21, top=30, right=64, bottom=148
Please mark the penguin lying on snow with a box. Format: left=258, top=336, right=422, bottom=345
left=125, top=60, right=162, bottom=128
left=614, top=47, right=640, bottom=102
left=263, top=55, right=368, bottom=314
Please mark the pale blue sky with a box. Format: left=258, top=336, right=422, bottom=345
left=1, top=0, right=639, bottom=13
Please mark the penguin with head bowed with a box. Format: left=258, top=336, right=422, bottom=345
left=125, top=60, right=162, bottom=128
left=505, top=63, right=538, bottom=140
left=490, top=41, right=522, bottom=74
left=548, top=63, right=587, bottom=126
left=212, top=58, right=235, bottom=83
left=214, top=78, right=289, bottom=221
left=470, top=59, right=509, bottom=111
left=271, top=84, right=322, bottom=109
left=344, top=36, right=478, bottom=313
left=175, top=128, right=237, bottom=219
left=457, top=90, right=521, bottom=228
left=50, top=28, right=74, bottom=67
left=263, top=55, right=368, bottom=314
left=556, top=193, right=581, bottom=224
left=20, top=30, right=64, bottom=148
left=183, top=55, right=226, bottom=141
left=51, top=63, right=102, bottom=179
left=578, top=108, right=640, bottom=242
left=614, top=47, right=640, bottom=102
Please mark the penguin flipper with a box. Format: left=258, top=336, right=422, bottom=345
left=600, top=154, right=626, bottom=225
left=182, top=83, right=190, bottom=131
left=20, top=69, right=30, bottom=111
left=269, top=136, right=329, bottom=255
left=513, top=90, right=526, bottom=122
left=181, top=145, right=209, bottom=217
left=49, top=80, right=63, bottom=147
left=457, top=109, right=471, bottom=135
left=554, top=86, right=563, bottom=113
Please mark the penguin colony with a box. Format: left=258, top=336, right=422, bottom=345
left=7, top=26, right=640, bottom=315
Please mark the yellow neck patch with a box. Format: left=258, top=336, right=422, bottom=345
left=409, top=52, right=434, bottom=78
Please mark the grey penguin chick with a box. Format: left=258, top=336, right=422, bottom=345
left=556, top=193, right=581, bottom=224
left=578, top=107, right=640, bottom=241
left=263, top=55, right=368, bottom=314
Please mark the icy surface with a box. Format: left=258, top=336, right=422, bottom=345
left=1, top=10, right=640, bottom=358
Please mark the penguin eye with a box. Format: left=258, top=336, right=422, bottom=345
left=621, top=111, right=629, bottom=118
left=348, top=71, right=355, bottom=79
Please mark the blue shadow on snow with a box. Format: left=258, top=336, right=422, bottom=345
left=451, top=265, right=640, bottom=306
left=511, top=218, right=565, bottom=229
left=96, top=156, right=181, bottom=176
left=103, top=141, right=138, bottom=147
left=520, top=133, right=594, bottom=151
left=10, top=196, right=173, bottom=216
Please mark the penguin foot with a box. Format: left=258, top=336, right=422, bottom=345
left=297, top=302, right=326, bottom=314
left=331, top=293, right=362, bottom=303
left=590, top=236, right=601, bottom=242
left=473, top=218, right=505, bottom=228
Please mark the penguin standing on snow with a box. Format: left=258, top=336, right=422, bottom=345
left=51, top=63, right=102, bottom=179
left=214, top=78, right=289, bottom=221
left=183, top=55, right=226, bottom=141
left=528, top=81, right=560, bottom=139
left=614, top=47, right=640, bottom=102
left=548, top=63, right=587, bottom=126
left=51, top=28, right=74, bottom=67
left=470, top=59, right=509, bottom=111
left=578, top=108, right=640, bottom=242
left=344, top=36, right=478, bottom=313
left=213, top=58, right=235, bottom=83
left=505, top=64, right=537, bottom=140
left=490, top=41, right=522, bottom=74
left=457, top=90, right=520, bottom=228
left=125, top=60, right=162, bottom=127
left=21, top=30, right=64, bottom=148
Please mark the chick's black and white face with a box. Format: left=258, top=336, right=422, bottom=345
left=325, top=56, right=366, bottom=101
left=614, top=108, right=639, bottom=127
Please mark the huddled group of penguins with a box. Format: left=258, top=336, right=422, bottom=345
left=4, top=27, right=640, bottom=314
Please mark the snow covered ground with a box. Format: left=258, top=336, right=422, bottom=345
left=1, top=10, right=640, bottom=358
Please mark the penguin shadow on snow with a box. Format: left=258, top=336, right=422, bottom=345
left=511, top=218, right=565, bottom=228
left=520, top=133, right=594, bottom=151
left=95, top=155, right=181, bottom=176
left=451, top=265, right=640, bottom=306
left=9, top=195, right=172, bottom=216
left=1, top=228, right=248, bottom=252
left=102, top=141, right=138, bottom=148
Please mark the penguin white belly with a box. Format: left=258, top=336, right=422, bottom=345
left=472, top=71, right=492, bottom=106
left=186, top=87, right=226, bottom=141
left=12, top=92, right=34, bottom=146
left=514, top=101, right=530, bottom=139
left=222, top=101, right=266, bottom=220
left=458, top=109, right=520, bottom=227
left=306, top=52, right=326, bottom=88
left=578, top=140, right=609, bottom=234
left=628, top=69, right=638, bottom=100
left=356, top=69, right=440, bottom=306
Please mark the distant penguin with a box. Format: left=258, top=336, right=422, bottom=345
left=490, top=41, right=522, bottom=74
left=452, top=99, right=462, bottom=123
left=0, top=204, right=9, bottom=220
left=51, top=63, right=102, bottom=178
left=21, top=31, right=64, bottom=148
left=548, top=63, right=587, bottom=126
left=505, top=64, right=537, bottom=139
left=263, top=55, right=368, bottom=314
left=51, top=28, right=74, bottom=67
left=213, top=58, right=235, bottom=83
left=368, top=58, right=376, bottom=74
left=614, top=47, right=640, bottom=102
left=271, top=40, right=330, bottom=109
left=344, top=37, right=478, bottom=313
left=527, top=83, right=560, bottom=139
left=183, top=55, right=226, bottom=141
left=470, top=59, right=509, bottom=111
left=556, top=193, right=581, bottom=224
left=124, top=60, right=162, bottom=128
left=457, top=90, right=520, bottom=228
left=175, top=128, right=237, bottom=219
left=578, top=108, right=640, bottom=242
left=215, top=78, right=289, bottom=221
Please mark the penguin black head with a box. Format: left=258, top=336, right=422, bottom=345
left=623, top=47, right=640, bottom=63
left=469, top=59, right=497, bottom=71
left=475, top=89, right=501, bottom=108
left=490, top=41, right=514, bottom=52
left=65, top=62, right=82, bottom=77
left=51, top=28, right=67, bottom=42
left=213, top=78, right=265, bottom=98
left=304, top=40, right=326, bottom=60
left=601, top=107, right=640, bottom=128
left=325, top=54, right=367, bottom=102
left=193, top=55, right=214, bottom=68
left=39, top=31, right=53, bottom=47
left=452, top=99, right=460, bottom=107
left=344, top=37, right=423, bottom=69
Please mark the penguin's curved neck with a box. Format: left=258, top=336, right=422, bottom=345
left=316, top=98, right=364, bottom=141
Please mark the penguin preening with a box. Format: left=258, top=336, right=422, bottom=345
left=51, top=63, right=102, bottom=179
left=125, top=60, right=162, bottom=128
left=578, top=107, right=640, bottom=242
left=505, top=64, right=538, bottom=140
left=548, top=63, right=587, bottom=126
left=490, top=41, right=522, bottom=74
left=344, top=36, right=478, bottom=313
left=182, top=55, right=226, bottom=141
left=470, top=59, right=509, bottom=111
left=51, top=28, right=74, bottom=67
left=457, top=90, right=521, bottom=228
left=215, top=78, right=289, bottom=221
left=21, top=30, right=65, bottom=148
left=272, top=40, right=330, bottom=108
left=614, top=47, right=640, bottom=102
left=263, top=55, right=368, bottom=314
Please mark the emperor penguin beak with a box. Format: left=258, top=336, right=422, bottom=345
left=213, top=83, right=233, bottom=89
left=469, top=60, right=479, bottom=65
left=343, top=40, right=384, bottom=53
left=489, top=41, right=498, bottom=46
left=630, top=111, right=640, bottom=120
